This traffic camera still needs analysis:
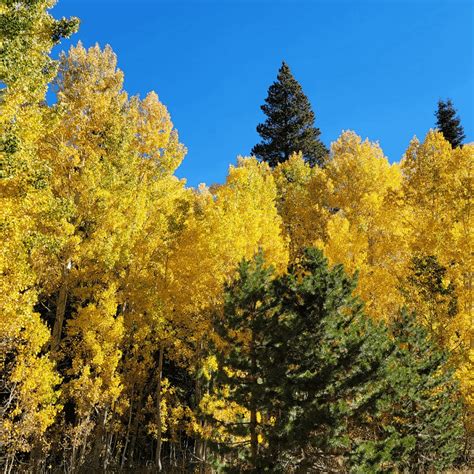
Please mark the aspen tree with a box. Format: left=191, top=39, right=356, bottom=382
left=320, top=131, right=407, bottom=319
left=0, top=0, right=77, bottom=464
left=401, top=130, right=473, bottom=411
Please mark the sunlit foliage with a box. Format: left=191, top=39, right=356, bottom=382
left=0, top=1, right=471, bottom=471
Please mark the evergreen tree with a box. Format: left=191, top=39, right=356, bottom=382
left=252, top=62, right=328, bottom=168
left=211, top=249, right=465, bottom=472
left=211, top=249, right=393, bottom=471
left=353, top=310, right=464, bottom=472
left=435, top=99, right=465, bottom=148
left=211, top=253, right=276, bottom=472
left=263, top=248, right=393, bottom=472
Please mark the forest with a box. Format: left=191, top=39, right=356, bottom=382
left=0, top=1, right=472, bottom=473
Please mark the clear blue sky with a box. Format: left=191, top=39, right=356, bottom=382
left=51, top=0, right=473, bottom=187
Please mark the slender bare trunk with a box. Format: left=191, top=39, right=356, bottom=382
left=104, top=428, right=113, bottom=471
left=86, top=408, right=108, bottom=470
left=129, top=392, right=143, bottom=464
left=199, top=438, right=208, bottom=474
left=71, top=444, right=77, bottom=472
left=194, top=373, right=201, bottom=456
left=121, top=386, right=134, bottom=468
left=155, top=345, right=164, bottom=471
left=51, top=262, right=71, bottom=351
left=250, top=407, right=257, bottom=467
left=51, top=282, right=68, bottom=351
left=195, top=355, right=208, bottom=472
left=4, top=454, right=14, bottom=474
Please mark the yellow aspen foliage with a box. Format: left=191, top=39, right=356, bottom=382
left=1, top=2, right=470, bottom=469
left=198, top=390, right=248, bottom=443
left=320, top=131, right=406, bottom=319
left=115, top=176, right=191, bottom=467
left=160, top=158, right=288, bottom=443
left=272, top=153, right=332, bottom=258
left=0, top=1, right=77, bottom=461
left=401, top=130, right=473, bottom=408
left=0, top=1, right=78, bottom=117
left=32, top=42, right=188, bottom=467
left=215, top=157, right=289, bottom=272
left=58, top=286, right=124, bottom=468
left=130, top=92, right=186, bottom=174
left=42, top=41, right=186, bottom=317
left=41, top=43, right=187, bottom=298
left=166, top=157, right=288, bottom=353
left=402, top=131, right=456, bottom=253
left=64, top=285, right=124, bottom=418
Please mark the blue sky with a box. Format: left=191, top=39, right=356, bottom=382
left=51, top=0, right=473, bottom=187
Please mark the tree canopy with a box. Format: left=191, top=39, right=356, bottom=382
left=435, top=99, right=466, bottom=148
left=252, top=62, right=328, bottom=168
left=0, top=1, right=471, bottom=472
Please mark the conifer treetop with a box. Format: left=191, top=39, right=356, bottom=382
left=435, top=98, right=465, bottom=148
left=252, top=61, right=328, bottom=167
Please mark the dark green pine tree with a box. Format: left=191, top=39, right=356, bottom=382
left=262, top=248, right=394, bottom=472
left=352, top=309, right=465, bottom=473
left=210, top=252, right=277, bottom=472
left=210, top=248, right=465, bottom=472
left=252, top=62, right=328, bottom=168
left=211, top=248, right=393, bottom=472
left=435, top=99, right=465, bottom=148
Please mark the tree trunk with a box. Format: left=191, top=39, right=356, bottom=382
left=51, top=281, right=68, bottom=351
left=51, top=262, right=71, bottom=352
left=155, top=344, right=164, bottom=471
left=121, top=386, right=134, bottom=468
left=194, top=350, right=209, bottom=473
left=90, top=408, right=107, bottom=470
left=129, top=391, right=143, bottom=465
left=250, top=325, right=258, bottom=468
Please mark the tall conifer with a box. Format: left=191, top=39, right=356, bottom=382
left=211, top=249, right=465, bottom=472
left=435, top=99, right=465, bottom=148
left=252, top=62, right=327, bottom=167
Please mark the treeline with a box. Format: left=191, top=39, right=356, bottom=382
left=0, top=1, right=472, bottom=473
